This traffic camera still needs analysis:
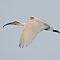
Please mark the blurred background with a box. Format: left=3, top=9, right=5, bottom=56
left=0, top=0, right=60, bottom=60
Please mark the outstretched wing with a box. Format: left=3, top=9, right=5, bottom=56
left=19, top=21, right=45, bottom=48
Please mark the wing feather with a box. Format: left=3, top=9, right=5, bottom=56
left=19, top=30, right=24, bottom=48
left=19, top=21, right=48, bottom=48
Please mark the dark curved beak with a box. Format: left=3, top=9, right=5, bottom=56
left=3, top=21, right=20, bottom=28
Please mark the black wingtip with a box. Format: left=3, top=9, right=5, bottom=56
left=53, top=30, right=60, bottom=33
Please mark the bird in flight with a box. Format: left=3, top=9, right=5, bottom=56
left=3, top=16, right=60, bottom=48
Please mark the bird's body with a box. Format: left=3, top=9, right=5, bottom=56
left=3, top=16, right=60, bottom=48
left=20, top=20, right=48, bottom=47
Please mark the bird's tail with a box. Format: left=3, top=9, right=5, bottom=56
left=45, top=27, right=60, bottom=33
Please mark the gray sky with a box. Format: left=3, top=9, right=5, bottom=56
left=0, top=0, right=60, bottom=60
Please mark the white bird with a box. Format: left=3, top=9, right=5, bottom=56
left=3, top=16, right=60, bottom=48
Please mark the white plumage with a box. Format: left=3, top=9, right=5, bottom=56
left=3, top=16, right=60, bottom=48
